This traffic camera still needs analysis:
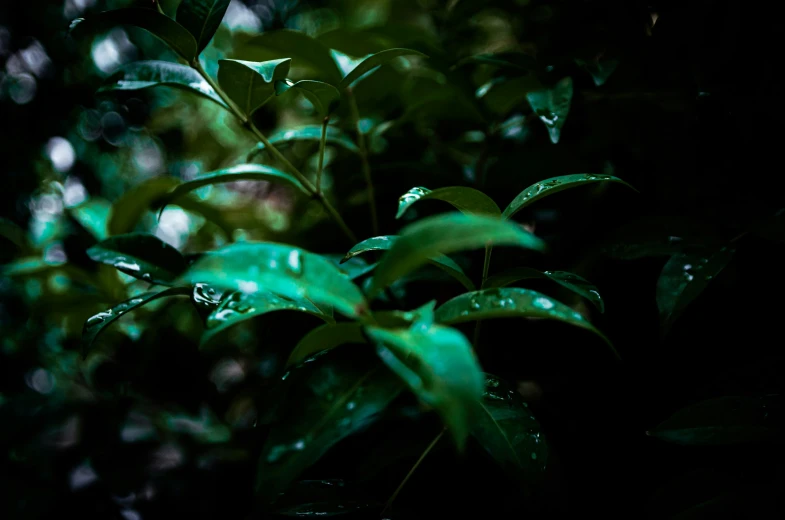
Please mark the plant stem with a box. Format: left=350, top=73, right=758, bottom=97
left=347, top=88, right=379, bottom=235
left=190, top=60, right=358, bottom=244
left=472, top=245, right=493, bottom=348
left=316, top=116, right=329, bottom=195
left=153, top=0, right=165, bottom=15
left=381, top=428, right=445, bottom=517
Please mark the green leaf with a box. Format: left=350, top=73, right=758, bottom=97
left=479, top=75, right=545, bottom=115
left=342, top=236, right=475, bottom=292
left=81, top=287, right=191, bottom=355
left=366, top=322, right=484, bottom=449
left=256, top=349, right=403, bottom=502
left=157, top=164, right=307, bottom=216
left=575, top=57, right=620, bottom=87
left=454, top=52, right=538, bottom=72
left=338, top=48, right=426, bottom=90
left=248, top=125, right=359, bottom=161
left=485, top=268, right=604, bottom=312
left=325, top=255, right=377, bottom=280
left=367, top=214, right=545, bottom=297
left=502, top=173, right=637, bottom=221
left=69, top=8, right=198, bottom=62
left=176, top=0, right=230, bottom=54
left=647, top=396, right=780, bottom=445
left=274, top=80, right=341, bottom=117
left=217, top=58, right=291, bottom=115
left=201, top=289, right=334, bottom=348
left=181, top=242, right=368, bottom=319
left=86, top=233, right=187, bottom=286
left=525, top=77, right=573, bottom=144
left=473, top=375, right=548, bottom=484
left=396, top=186, right=501, bottom=219
left=435, top=288, right=616, bottom=356
left=108, top=176, right=180, bottom=236
left=99, top=60, right=227, bottom=108
left=329, top=48, right=366, bottom=77
left=656, top=248, right=735, bottom=336
left=0, top=217, right=32, bottom=253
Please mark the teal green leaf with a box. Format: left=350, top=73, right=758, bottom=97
left=99, top=61, right=227, bottom=108
left=248, top=125, right=359, bottom=161
left=87, top=233, right=187, bottom=286
left=201, top=289, right=334, bottom=348
left=181, top=242, right=368, bottom=319
left=455, top=52, right=538, bottom=72
left=342, top=235, right=475, bottom=292
left=274, top=79, right=341, bottom=117
left=366, top=322, right=484, bottom=449
left=217, top=58, right=291, bottom=115
left=338, top=48, right=426, bottom=90
left=176, top=0, right=231, bottom=54
left=525, top=77, right=573, bottom=144
left=108, top=176, right=180, bottom=236
left=325, top=255, right=377, bottom=280
left=367, top=214, right=545, bottom=297
left=396, top=186, right=501, bottom=219
left=256, top=349, right=403, bottom=502
left=329, top=48, right=366, bottom=77
left=435, top=288, right=616, bottom=356
left=485, top=268, right=604, bottom=312
left=502, top=173, right=637, bottom=221
left=473, top=374, right=548, bottom=483
left=82, top=287, right=191, bottom=355
left=647, top=396, right=780, bottom=445
left=575, top=57, right=620, bottom=87
left=656, top=248, right=735, bottom=336
left=69, top=8, right=198, bottom=62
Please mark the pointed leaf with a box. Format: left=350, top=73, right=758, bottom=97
left=367, top=214, right=545, bottom=297
left=526, top=77, right=573, bottom=144
left=248, top=125, right=359, bottom=161
left=575, top=57, right=620, bottom=87
left=502, top=173, right=637, bottom=221
left=329, top=48, right=366, bottom=77
left=656, top=248, right=735, bottom=335
left=275, top=79, right=341, bottom=117
left=82, top=287, right=191, bottom=354
left=473, top=375, right=548, bottom=483
left=484, top=268, right=604, bottom=312
left=217, top=58, right=291, bottom=115
left=69, top=8, right=198, bottom=62
left=338, top=48, right=426, bottom=90
left=324, top=255, right=376, bottom=280
left=181, top=242, right=368, bottom=319
left=87, top=233, right=187, bottom=285
left=99, top=60, right=227, bottom=108
left=366, top=323, right=484, bottom=448
left=176, top=0, right=231, bottom=54
left=108, top=176, right=180, bottom=236
left=396, top=186, right=501, bottom=219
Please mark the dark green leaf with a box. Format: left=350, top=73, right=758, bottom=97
left=248, top=125, right=359, bottom=162
left=274, top=80, right=341, bottom=117
left=454, top=52, right=538, bottom=72
left=181, top=242, right=368, bottom=319
left=338, top=48, right=426, bottom=90
left=217, top=58, right=291, bottom=115
left=575, top=57, right=620, bottom=87
left=176, top=0, right=230, bottom=54
left=656, top=248, right=735, bottom=335
left=99, top=60, right=227, bottom=108
left=329, top=48, right=366, bottom=77
left=367, top=214, right=545, bottom=297
left=324, top=255, right=376, bottom=280
left=87, top=233, right=187, bottom=285
left=0, top=217, right=31, bottom=253
left=479, top=75, right=545, bottom=115
left=473, top=375, right=548, bottom=484
left=396, top=186, right=501, bottom=219
left=648, top=395, right=780, bottom=445
left=484, top=268, right=604, bottom=312
left=502, top=173, right=637, bottom=221
left=525, top=77, right=573, bottom=144
left=108, top=176, right=180, bottom=236
left=366, top=322, right=484, bottom=448
left=69, top=8, right=198, bottom=62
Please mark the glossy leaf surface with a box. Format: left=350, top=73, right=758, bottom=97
left=217, top=58, right=291, bottom=115
left=338, top=48, right=426, bottom=89
left=484, top=268, right=604, bottom=312
left=249, top=126, right=359, bottom=161
left=176, top=0, right=231, bottom=54
left=525, top=77, right=573, bottom=144
left=108, top=175, right=180, bottom=236
left=274, top=80, right=341, bottom=117
left=395, top=186, right=501, bottom=219
left=87, top=233, right=187, bottom=286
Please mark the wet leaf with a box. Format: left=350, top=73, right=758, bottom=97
left=502, top=173, right=637, bottom=221
left=248, top=125, right=358, bottom=162
left=367, top=214, right=545, bottom=297
left=86, top=233, right=187, bottom=286
left=525, top=77, right=573, bottom=144
left=69, top=8, right=198, bottom=62
left=656, top=248, right=735, bottom=336
left=81, top=287, right=191, bottom=355
left=176, top=0, right=231, bottom=55
left=473, top=375, right=548, bottom=484
left=99, top=61, right=227, bottom=108
left=181, top=242, right=368, bottom=319
left=648, top=395, right=780, bottom=445
left=484, top=268, right=604, bottom=312
left=274, top=80, right=341, bottom=117
left=108, top=177, right=180, bottom=236
left=395, top=186, right=501, bottom=219
left=338, top=48, right=426, bottom=89
left=217, top=58, right=291, bottom=115
left=366, top=322, right=484, bottom=449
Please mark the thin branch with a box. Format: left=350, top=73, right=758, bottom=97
left=316, top=116, right=329, bottom=195
left=347, top=88, right=379, bottom=235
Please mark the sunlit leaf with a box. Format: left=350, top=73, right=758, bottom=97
left=217, top=58, right=291, bottom=115
left=69, top=8, right=198, bottom=62
left=366, top=322, right=484, bottom=448
left=99, top=60, right=227, bottom=108
left=87, top=233, right=187, bottom=286
left=526, top=77, right=573, bottom=144
left=367, top=214, right=545, bottom=297
left=248, top=125, right=359, bottom=161
left=176, top=0, right=231, bottom=54
left=274, top=80, right=341, bottom=117
left=502, top=173, right=637, bottom=221
left=396, top=186, right=501, bottom=219
left=338, top=48, right=426, bottom=90
left=108, top=176, right=180, bottom=236
left=182, top=242, right=368, bottom=319
left=485, top=268, right=605, bottom=312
